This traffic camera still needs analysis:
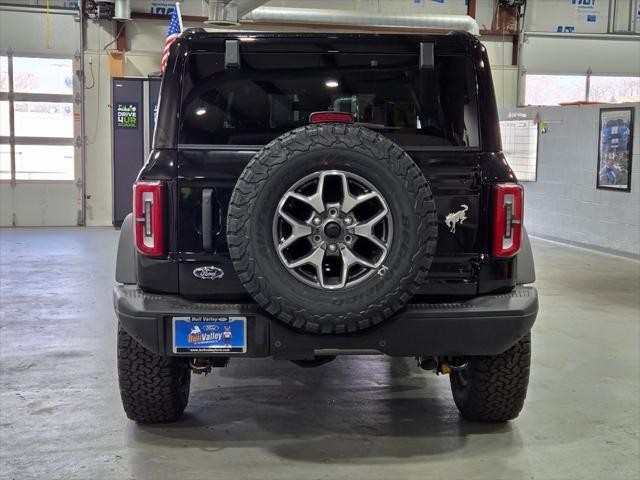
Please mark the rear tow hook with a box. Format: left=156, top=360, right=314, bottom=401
left=189, top=357, right=229, bottom=375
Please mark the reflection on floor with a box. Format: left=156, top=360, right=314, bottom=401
left=0, top=228, right=638, bottom=480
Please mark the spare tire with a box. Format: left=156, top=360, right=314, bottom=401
left=227, top=123, right=437, bottom=334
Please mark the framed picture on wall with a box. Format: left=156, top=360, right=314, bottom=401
left=596, top=107, right=634, bottom=192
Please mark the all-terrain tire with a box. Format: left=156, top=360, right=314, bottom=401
left=450, top=332, right=531, bottom=422
left=117, top=324, right=191, bottom=423
left=227, top=123, right=438, bottom=334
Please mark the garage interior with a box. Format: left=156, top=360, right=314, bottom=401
left=0, top=1, right=639, bottom=479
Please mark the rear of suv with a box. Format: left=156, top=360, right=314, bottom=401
left=114, top=31, right=538, bottom=424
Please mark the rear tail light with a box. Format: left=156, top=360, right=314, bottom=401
left=492, top=183, right=523, bottom=257
left=309, top=111, right=355, bottom=124
left=133, top=181, right=165, bottom=257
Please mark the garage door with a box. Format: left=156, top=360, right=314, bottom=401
left=0, top=5, right=82, bottom=226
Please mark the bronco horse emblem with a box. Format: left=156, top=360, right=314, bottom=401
left=445, top=204, right=469, bottom=233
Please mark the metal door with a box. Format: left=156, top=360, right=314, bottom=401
left=0, top=5, right=83, bottom=226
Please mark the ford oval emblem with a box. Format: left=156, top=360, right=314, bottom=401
left=193, top=266, right=225, bottom=280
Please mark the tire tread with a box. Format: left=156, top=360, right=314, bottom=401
left=227, top=124, right=438, bottom=334
left=450, top=333, right=531, bottom=422
left=117, top=325, right=190, bottom=423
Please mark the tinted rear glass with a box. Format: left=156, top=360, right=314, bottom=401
left=180, top=51, right=479, bottom=148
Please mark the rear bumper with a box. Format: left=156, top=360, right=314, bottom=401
left=114, top=285, right=538, bottom=358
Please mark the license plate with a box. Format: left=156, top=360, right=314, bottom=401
left=172, top=316, right=247, bottom=354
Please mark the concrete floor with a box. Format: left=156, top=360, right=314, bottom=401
left=0, top=228, right=638, bottom=480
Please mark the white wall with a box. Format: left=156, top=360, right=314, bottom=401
left=83, top=20, right=116, bottom=226
left=518, top=103, right=639, bottom=257
left=483, top=37, right=518, bottom=108
left=83, top=17, right=208, bottom=226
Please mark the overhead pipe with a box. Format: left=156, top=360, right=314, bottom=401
left=234, top=0, right=270, bottom=18
left=241, top=6, right=480, bottom=35
left=113, top=0, right=131, bottom=21
left=204, top=0, right=269, bottom=25
left=205, top=1, right=234, bottom=25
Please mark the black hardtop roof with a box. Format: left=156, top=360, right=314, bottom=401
left=176, top=29, right=481, bottom=55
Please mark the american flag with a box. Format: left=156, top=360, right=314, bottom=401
left=161, top=8, right=182, bottom=74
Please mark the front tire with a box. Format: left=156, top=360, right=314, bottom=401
left=450, top=333, right=531, bottom=422
left=117, top=324, right=191, bottom=423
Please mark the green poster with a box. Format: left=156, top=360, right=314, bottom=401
left=115, top=102, right=139, bottom=129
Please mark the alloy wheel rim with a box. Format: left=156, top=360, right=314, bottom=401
left=272, top=170, right=393, bottom=290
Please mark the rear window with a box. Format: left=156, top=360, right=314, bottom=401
left=179, top=51, right=479, bottom=148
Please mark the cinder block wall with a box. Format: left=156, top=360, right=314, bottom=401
left=515, top=103, right=639, bottom=257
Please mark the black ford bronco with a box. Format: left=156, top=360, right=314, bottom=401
left=114, top=31, right=538, bottom=424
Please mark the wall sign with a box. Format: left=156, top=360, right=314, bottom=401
left=596, top=107, right=634, bottom=192
left=499, top=111, right=539, bottom=182
left=115, top=102, right=139, bottom=129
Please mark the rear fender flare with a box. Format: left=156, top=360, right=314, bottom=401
left=116, top=213, right=137, bottom=284
left=516, top=227, right=535, bottom=285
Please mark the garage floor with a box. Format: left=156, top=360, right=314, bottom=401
left=0, top=228, right=638, bottom=480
